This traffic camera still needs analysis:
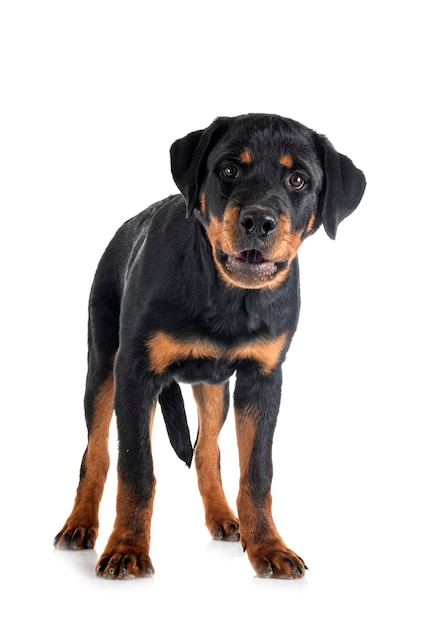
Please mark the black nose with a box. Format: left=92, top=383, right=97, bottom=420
left=239, top=208, right=279, bottom=238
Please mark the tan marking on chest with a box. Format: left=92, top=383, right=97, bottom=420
left=228, top=333, right=288, bottom=375
left=147, top=332, right=222, bottom=374
left=147, top=331, right=289, bottom=376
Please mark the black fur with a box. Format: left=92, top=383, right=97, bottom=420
left=55, top=114, right=365, bottom=579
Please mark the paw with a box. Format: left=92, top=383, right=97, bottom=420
left=96, top=547, right=154, bottom=579
left=54, top=524, right=97, bottom=550
left=205, top=507, right=240, bottom=541
left=244, top=542, right=307, bottom=579
left=208, top=518, right=240, bottom=542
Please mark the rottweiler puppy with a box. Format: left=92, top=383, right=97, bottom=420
left=54, top=114, right=366, bottom=579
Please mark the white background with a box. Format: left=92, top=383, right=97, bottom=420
left=1, top=1, right=437, bottom=624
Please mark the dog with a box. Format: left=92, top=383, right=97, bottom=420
left=54, top=114, right=366, bottom=579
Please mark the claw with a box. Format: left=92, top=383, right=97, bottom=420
left=213, top=526, right=224, bottom=540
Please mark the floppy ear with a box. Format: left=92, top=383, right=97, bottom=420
left=170, top=117, right=231, bottom=216
left=317, top=135, right=366, bottom=239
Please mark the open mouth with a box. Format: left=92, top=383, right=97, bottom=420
left=217, top=249, right=287, bottom=287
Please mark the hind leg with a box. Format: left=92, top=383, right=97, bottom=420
left=54, top=279, right=119, bottom=550
left=192, top=383, right=239, bottom=541
left=54, top=368, right=114, bottom=550
left=95, top=354, right=159, bottom=579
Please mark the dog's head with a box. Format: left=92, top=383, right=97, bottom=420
left=171, top=114, right=366, bottom=289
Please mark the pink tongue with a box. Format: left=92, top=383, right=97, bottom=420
left=236, top=250, right=265, bottom=264
left=226, top=254, right=277, bottom=277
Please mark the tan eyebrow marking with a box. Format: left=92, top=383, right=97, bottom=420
left=239, top=149, right=253, bottom=164
left=280, top=154, right=294, bottom=168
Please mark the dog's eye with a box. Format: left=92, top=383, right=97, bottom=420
left=289, top=173, right=306, bottom=190
left=222, top=164, right=240, bottom=179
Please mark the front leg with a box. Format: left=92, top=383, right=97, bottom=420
left=192, top=382, right=239, bottom=541
left=96, top=355, right=158, bottom=579
left=234, top=366, right=306, bottom=579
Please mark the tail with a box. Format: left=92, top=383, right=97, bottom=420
left=158, top=381, right=193, bottom=467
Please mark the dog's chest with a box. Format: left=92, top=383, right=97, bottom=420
left=146, top=330, right=288, bottom=384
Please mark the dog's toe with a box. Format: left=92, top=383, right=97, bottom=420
left=96, top=549, right=154, bottom=579
left=209, top=519, right=240, bottom=542
left=54, top=525, right=97, bottom=550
